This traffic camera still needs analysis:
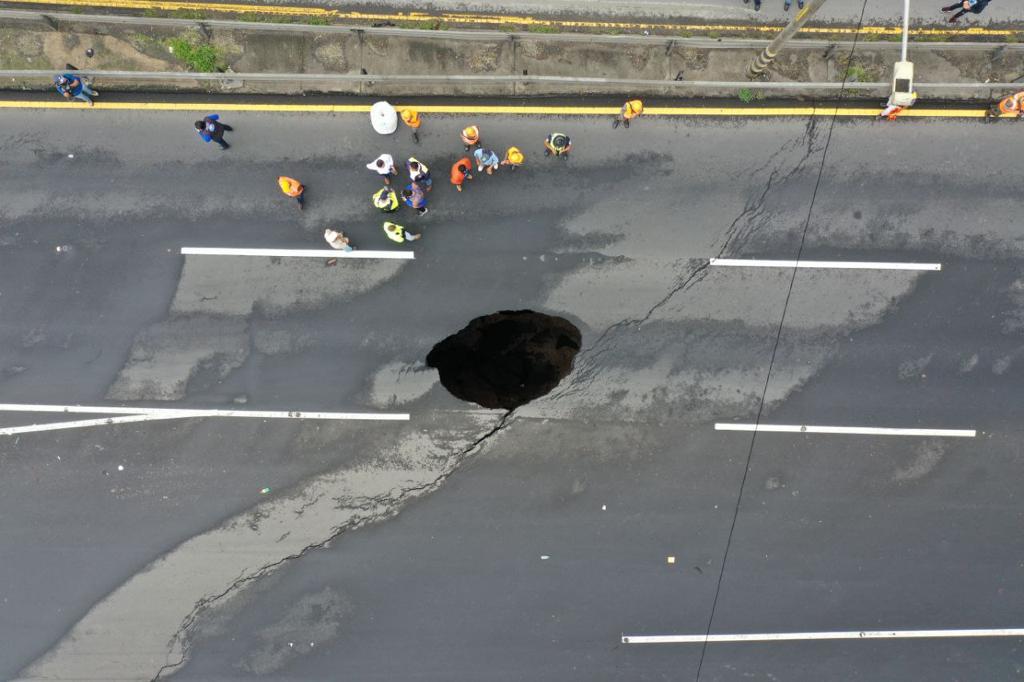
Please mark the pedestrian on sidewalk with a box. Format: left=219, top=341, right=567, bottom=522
left=53, top=73, right=98, bottom=106
left=373, top=186, right=400, bottom=212
left=501, top=146, right=525, bottom=170
left=942, top=0, right=990, bottom=23
left=783, top=0, right=805, bottom=11
left=460, top=125, right=481, bottom=151
left=544, top=132, right=572, bottom=157
left=194, top=114, right=233, bottom=150
left=450, top=157, right=474, bottom=192
left=323, top=228, right=354, bottom=251
left=742, top=0, right=762, bottom=12
left=278, top=176, right=305, bottom=210
left=402, top=183, right=429, bottom=216
left=384, top=221, right=421, bottom=242
left=400, top=109, right=422, bottom=144
left=474, top=147, right=500, bottom=175
left=613, top=99, right=644, bottom=129
left=366, top=153, right=398, bottom=185
left=986, top=90, right=1024, bottom=120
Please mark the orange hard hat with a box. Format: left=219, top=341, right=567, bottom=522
left=461, top=125, right=480, bottom=142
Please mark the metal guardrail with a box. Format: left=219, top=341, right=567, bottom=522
left=3, top=70, right=1020, bottom=92
left=1, top=8, right=1022, bottom=51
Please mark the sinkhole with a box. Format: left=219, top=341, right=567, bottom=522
left=426, top=310, right=582, bottom=410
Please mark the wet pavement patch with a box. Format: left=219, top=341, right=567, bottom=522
left=426, top=310, right=581, bottom=410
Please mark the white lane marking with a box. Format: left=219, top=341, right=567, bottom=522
left=0, top=414, right=182, bottom=436
left=715, top=423, right=976, bottom=437
left=0, top=403, right=409, bottom=420
left=622, top=628, right=1024, bottom=644
left=709, top=258, right=941, bottom=271
left=181, top=247, right=414, bottom=260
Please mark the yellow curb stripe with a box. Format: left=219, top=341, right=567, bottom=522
left=9, top=0, right=1021, bottom=37
left=0, top=100, right=1006, bottom=117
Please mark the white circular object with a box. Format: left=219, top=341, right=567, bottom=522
left=370, top=101, right=398, bottom=135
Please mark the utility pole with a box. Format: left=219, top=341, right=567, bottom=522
left=747, top=0, right=829, bottom=79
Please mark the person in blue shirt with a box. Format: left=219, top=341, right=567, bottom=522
left=193, top=114, right=234, bottom=150
left=474, top=147, right=500, bottom=175
left=53, top=73, right=98, bottom=106
left=942, top=0, right=991, bottom=23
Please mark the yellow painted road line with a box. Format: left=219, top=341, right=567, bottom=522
left=0, top=100, right=1003, bottom=117
left=9, top=0, right=1021, bottom=38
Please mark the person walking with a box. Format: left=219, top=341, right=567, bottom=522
left=278, top=176, right=305, bottom=210
left=501, top=146, right=524, bottom=171
left=942, top=0, right=991, bottom=23
left=384, top=221, right=421, bottom=242
left=613, top=99, right=644, bottom=129
left=783, top=0, right=805, bottom=10
left=323, top=228, right=353, bottom=251
left=474, top=147, right=500, bottom=175
left=400, top=109, right=422, bottom=144
left=544, top=132, right=572, bottom=157
left=460, top=125, right=481, bottom=151
left=407, top=157, right=432, bottom=189
left=53, top=73, right=98, bottom=106
left=373, top=186, right=400, bottom=212
left=194, top=114, right=233, bottom=150
left=366, top=153, right=398, bottom=185
left=402, top=183, right=429, bottom=216
left=742, top=0, right=762, bottom=11
left=450, top=157, right=473, bottom=192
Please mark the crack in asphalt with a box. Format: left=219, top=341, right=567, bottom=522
left=151, top=409, right=515, bottom=681
left=552, top=116, right=824, bottom=402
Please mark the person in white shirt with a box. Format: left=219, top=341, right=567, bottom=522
left=323, top=229, right=353, bottom=251
left=366, top=154, right=397, bottom=185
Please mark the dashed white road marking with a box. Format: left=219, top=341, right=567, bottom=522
left=0, top=403, right=410, bottom=436
left=715, top=423, right=976, bottom=437
left=622, top=628, right=1024, bottom=644
left=709, top=258, right=941, bottom=271
left=181, top=247, right=414, bottom=260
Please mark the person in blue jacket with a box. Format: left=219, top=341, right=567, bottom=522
left=53, top=73, right=98, bottom=105
left=942, top=0, right=991, bottom=23
left=194, top=114, right=234, bottom=150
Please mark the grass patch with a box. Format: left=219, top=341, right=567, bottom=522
left=844, top=63, right=870, bottom=82
left=738, top=88, right=765, bottom=103
left=524, top=24, right=560, bottom=33
left=169, top=8, right=207, bottom=19
left=167, top=33, right=225, bottom=72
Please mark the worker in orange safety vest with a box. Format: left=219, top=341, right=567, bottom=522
left=400, top=109, right=422, bottom=143
left=278, top=175, right=305, bottom=210
left=986, top=91, right=1024, bottom=121
left=460, top=125, right=481, bottom=151
left=501, top=146, right=525, bottom=170
left=613, top=99, right=644, bottom=129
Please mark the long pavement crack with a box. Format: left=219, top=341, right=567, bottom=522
left=554, top=118, right=824, bottom=402
left=151, top=409, right=515, bottom=681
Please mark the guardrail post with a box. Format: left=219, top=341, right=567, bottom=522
left=510, top=34, right=518, bottom=97
left=355, top=28, right=365, bottom=96
left=39, top=13, right=58, bottom=31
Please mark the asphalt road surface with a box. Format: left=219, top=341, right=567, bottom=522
left=278, top=0, right=1016, bottom=26
left=2, top=98, right=1024, bottom=681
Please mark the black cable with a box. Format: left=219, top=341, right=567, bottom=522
left=692, top=1, right=872, bottom=679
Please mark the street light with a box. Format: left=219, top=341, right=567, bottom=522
left=889, top=0, right=916, bottom=107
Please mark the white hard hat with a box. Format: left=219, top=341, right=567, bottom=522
left=370, top=101, right=398, bottom=135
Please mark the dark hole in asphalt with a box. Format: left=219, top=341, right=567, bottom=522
left=426, top=310, right=582, bottom=410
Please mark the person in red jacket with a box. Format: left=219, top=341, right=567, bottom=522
left=450, top=157, right=473, bottom=192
